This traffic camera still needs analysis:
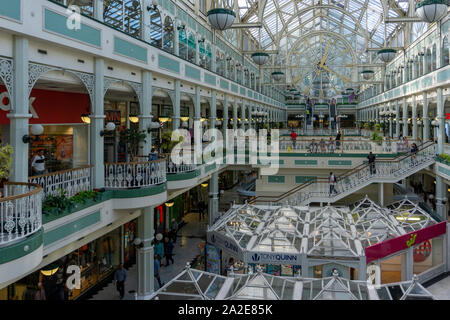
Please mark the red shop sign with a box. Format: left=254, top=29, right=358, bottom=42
left=446, top=113, right=450, bottom=120
left=365, top=221, right=447, bottom=264
left=0, top=86, right=90, bottom=125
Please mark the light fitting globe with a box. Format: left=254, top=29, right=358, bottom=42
left=415, top=0, right=448, bottom=23
left=30, top=124, right=44, bottom=136
left=378, top=49, right=396, bottom=63
left=207, top=8, right=236, bottom=30
left=105, top=122, right=116, bottom=131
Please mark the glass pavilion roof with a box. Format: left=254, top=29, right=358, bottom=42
left=150, top=266, right=435, bottom=300
left=209, top=196, right=438, bottom=259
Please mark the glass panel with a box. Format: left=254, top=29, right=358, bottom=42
left=413, top=236, right=443, bottom=275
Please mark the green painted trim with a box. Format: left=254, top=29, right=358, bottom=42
left=185, top=65, right=201, bottom=81
left=268, top=175, right=285, bottom=183
left=204, top=73, right=216, bottom=85
left=361, top=70, right=374, bottom=74
left=0, top=229, right=43, bottom=265
left=220, top=79, right=229, bottom=90
left=207, top=8, right=236, bottom=17
left=158, top=54, right=180, bottom=73
left=437, top=164, right=450, bottom=177
left=378, top=48, right=396, bottom=54
left=251, top=52, right=270, bottom=58
left=44, top=211, right=101, bottom=246
left=111, top=183, right=167, bottom=199
left=272, top=72, right=284, bottom=76
left=114, top=36, right=147, bottom=62
left=295, top=159, right=318, bottom=165
left=167, top=170, right=200, bottom=181
left=43, top=196, right=106, bottom=224
left=275, top=153, right=400, bottom=158
left=416, top=0, right=447, bottom=9
left=0, top=0, right=21, bottom=21
left=231, top=84, right=238, bottom=93
left=205, top=163, right=217, bottom=173
left=295, top=176, right=317, bottom=184
left=44, top=9, right=101, bottom=48
left=328, top=160, right=352, bottom=166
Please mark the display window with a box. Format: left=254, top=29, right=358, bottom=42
left=413, top=236, right=444, bottom=275
left=123, top=219, right=137, bottom=266
left=380, top=253, right=404, bottom=284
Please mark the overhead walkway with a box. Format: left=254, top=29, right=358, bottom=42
left=251, top=142, right=436, bottom=206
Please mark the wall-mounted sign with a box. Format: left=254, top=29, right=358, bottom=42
left=365, top=221, right=446, bottom=263
left=207, top=231, right=243, bottom=260
left=245, top=251, right=302, bottom=265
left=105, top=110, right=121, bottom=125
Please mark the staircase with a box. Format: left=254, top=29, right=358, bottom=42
left=251, top=142, right=436, bottom=206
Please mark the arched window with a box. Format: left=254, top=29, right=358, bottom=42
left=162, top=16, right=174, bottom=53
left=199, top=41, right=206, bottom=68
left=187, top=32, right=196, bottom=63
left=205, top=44, right=212, bottom=70
left=442, top=36, right=449, bottom=67
left=149, top=8, right=162, bottom=47
left=230, top=60, right=235, bottom=81
left=414, top=56, right=420, bottom=79
left=250, top=73, right=255, bottom=90
left=104, top=0, right=142, bottom=38
left=426, top=48, right=432, bottom=73
left=419, top=53, right=424, bottom=76
left=256, top=76, right=260, bottom=92
left=236, top=64, right=242, bottom=84
left=432, top=43, right=437, bottom=71
left=244, top=69, right=250, bottom=87
left=216, top=50, right=225, bottom=76
left=179, top=26, right=188, bottom=60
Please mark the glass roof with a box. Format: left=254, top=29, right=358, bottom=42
left=150, top=267, right=435, bottom=300
left=209, top=197, right=438, bottom=259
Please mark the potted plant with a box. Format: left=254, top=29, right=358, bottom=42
left=161, top=130, right=183, bottom=154
left=0, top=144, right=13, bottom=188
left=119, top=128, right=147, bottom=162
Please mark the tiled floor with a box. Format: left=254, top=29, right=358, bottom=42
left=426, top=275, right=450, bottom=300
left=90, top=212, right=208, bottom=300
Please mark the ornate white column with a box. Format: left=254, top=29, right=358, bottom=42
left=172, top=80, right=181, bottom=130
left=136, top=206, right=155, bottom=299
left=139, top=71, right=153, bottom=155
left=423, top=91, right=429, bottom=141
left=402, top=97, right=408, bottom=137
left=395, top=100, right=400, bottom=138
left=412, top=95, right=418, bottom=140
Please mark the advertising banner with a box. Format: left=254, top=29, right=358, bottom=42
left=365, top=222, right=447, bottom=263
left=245, top=251, right=302, bottom=265
left=207, top=231, right=244, bottom=260
left=206, top=244, right=221, bottom=274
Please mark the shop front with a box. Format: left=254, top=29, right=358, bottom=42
left=0, top=85, right=90, bottom=174
left=0, top=226, right=124, bottom=300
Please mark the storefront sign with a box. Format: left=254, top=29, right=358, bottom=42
left=0, top=86, right=90, bottom=124
left=365, top=222, right=446, bottom=263
left=105, top=110, right=121, bottom=125
left=245, top=251, right=302, bottom=265
left=207, top=231, right=243, bottom=260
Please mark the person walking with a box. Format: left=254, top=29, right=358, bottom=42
left=148, top=147, right=159, bottom=161
left=328, top=137, right=335, bottom=153
left=163, top=237, right=174, bottom=266
left=411, top=143, right=418, bottom=165
left=170, top=219, right=178, bottom=243
left=367, top=152, right=376, bottom=175
left=329, top=172, right=338, bottom=196
left=290, top=130, right=297, bottom=149
left=114, top=263, right=127, bottom=300
left=154, top=254, right=163, bottom=289
left=31, top=149, right=46, bottom=176
left=154, top=237, right=164, bottom=265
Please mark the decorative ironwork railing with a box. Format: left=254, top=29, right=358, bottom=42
left=0, top=182, right=43, bottom=246
left=104, top=159, right=166, bottom=189
left=28, top=166, right=92, bottom=198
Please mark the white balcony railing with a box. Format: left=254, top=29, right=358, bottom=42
left=28, top=166, right=92, bottom=198
left=164, top=153, right=197, bottom=174
left=0, top=182, right=43, bottom=246
left=104, top=159, right=166, bottom=189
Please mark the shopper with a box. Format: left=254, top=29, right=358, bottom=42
left=319, top=138, right=326, bottom=153
left=154, top=237, right=164, bottom=264
left=226, top=258, right=235, bottom=276
left=198, top=201, right=206, bottom=221
left=31, top=149, right=46, bottom=176
left=163, top=237, right=174, bottom=266
left=148, top=147, right=159, bottom=161
left=290, top=130, right=297, bottom=149
left=170, top=218, right=178, bottom=243
left=329, top=172, right=338, bottom=195
left=328, top=137, right=335, bottom=153
left=411, top=143, right=418, bottom=165
left=114, top=263, right=127, bottom=300
left=335, top=131, right=341, bottom=150
left=367, top=152, right=376, bottom=175
left=154, top=254, right=163, bottom=288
